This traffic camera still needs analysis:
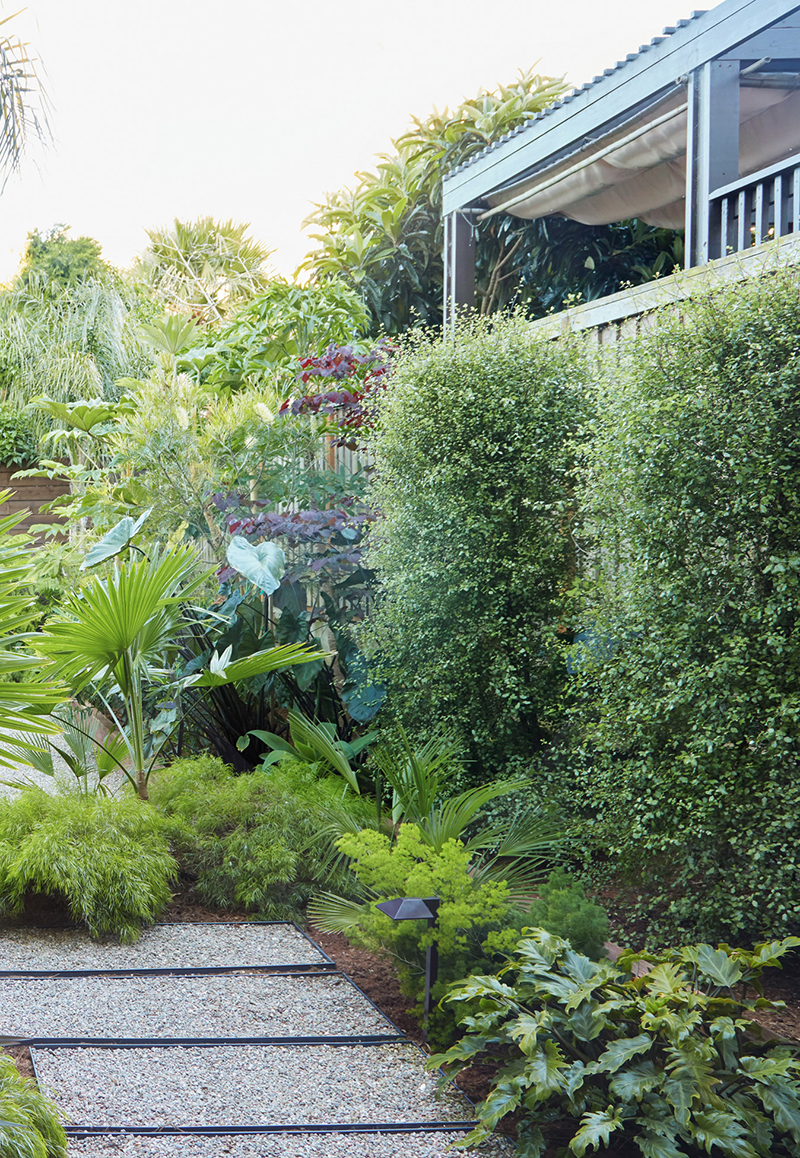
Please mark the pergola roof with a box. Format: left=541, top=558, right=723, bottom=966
left=442, top=0, right=800, bottom=225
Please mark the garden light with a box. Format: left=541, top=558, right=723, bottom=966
left=375, top=896, right=440, bottom=1042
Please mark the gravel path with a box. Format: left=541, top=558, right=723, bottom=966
left=0, top=973, right=392, bottom=1038
left=32, top=1043, right=472, bottom=1128
left=68, top=1132, right=515, bottom=1157
left=0, top=922, right=327, bottom=971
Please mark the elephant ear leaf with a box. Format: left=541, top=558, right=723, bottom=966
left=226, top=536, right=285, bottom=595
left=82, top=508, right=152, bottom=569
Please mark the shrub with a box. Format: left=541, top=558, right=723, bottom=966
left=363, top=314, right=589, bottom=775
left=432, top=929, right=800, bottom=1158
left=0, top=790, right=176, bottom=940
left=0, top=1054, right=66, bottom=1158
left=528, top=870, right=609, bottom=959
left=150, top=755, right=365, bottom=919
left=0, top=405, right=38, bottom=467
left=573, top=269, right=800, bottom=941
left=318, top=825, right=527, bottom=1043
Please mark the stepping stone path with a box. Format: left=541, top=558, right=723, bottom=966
left=1, top=922, right=514, bottom=1156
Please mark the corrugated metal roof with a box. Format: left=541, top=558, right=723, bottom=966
left=448, top=11, right=708, bottom=178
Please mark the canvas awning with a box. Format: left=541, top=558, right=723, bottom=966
left=482, top=84, right=800, bottom=229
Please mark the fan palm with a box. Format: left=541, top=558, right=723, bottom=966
left=36, top=545, right=319, bottom=799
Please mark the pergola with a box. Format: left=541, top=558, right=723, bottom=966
left=442, top=0, right=800, bottom=329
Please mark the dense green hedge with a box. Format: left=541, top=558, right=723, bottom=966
left=572, top=269, right=800, bottom=941
left=364, top=315, right=589, bottom=775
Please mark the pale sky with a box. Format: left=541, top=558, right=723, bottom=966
left=0, top=0, right=714, bottom=282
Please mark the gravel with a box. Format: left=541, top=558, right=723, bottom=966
left=0, top=973, right=392, bottom=1038
left=67, top=1132, right=516, bottom=1157
left=32, top=1043, right=474, bottom=1128
left=0, top=923, right=327, bottom=972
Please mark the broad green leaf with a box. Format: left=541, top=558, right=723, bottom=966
left=569, top=1108, right=624, bottom=1156
left=634, top=1128, right=684, bottom=1158
left=81, top=508, right=152, bottom=569
left=609, top=1060, right=662, bottom=1102
left=287, top=709, right=360, bottom=793
left=509, top=1013, right=545, bottom=1055
left=689, top=1110, right=758, bottom=1158
left=758, top=1082, right=800, bottom=1142
left=593, top=1034, right=653, bottom=1074
left=527, top=1040, right=566, bottom=1095
left=645, top=963, right=688, bottom=997
left=188, top=643, right=319, bottom=689
left=226, top=536, right=285, bottom=596
left=683, top=944, right=743, bottom=989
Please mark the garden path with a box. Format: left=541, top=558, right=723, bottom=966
left=1, top=921, right=513, bottom=1157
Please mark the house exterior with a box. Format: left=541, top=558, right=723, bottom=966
left=441, top=0, right=800, bottom=332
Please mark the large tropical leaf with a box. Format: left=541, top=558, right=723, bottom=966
left=81, top=508, right=152, bottom=569
left=187, top=643, right=322, bottom=689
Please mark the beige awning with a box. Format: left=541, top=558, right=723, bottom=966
left=484, top=86, right=800, bottom=229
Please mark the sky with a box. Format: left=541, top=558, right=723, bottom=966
left=0, top=0, right=715, bottom=282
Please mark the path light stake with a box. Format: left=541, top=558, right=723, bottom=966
left=375, top=896, right=440, bottom=1043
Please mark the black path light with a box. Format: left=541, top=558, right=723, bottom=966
left=375, top=896, right=440, bottom=1043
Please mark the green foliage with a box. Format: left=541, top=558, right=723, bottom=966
left=432, top=930, right=800, bottom=1158
left=302, top=69, right=683, bottom=331
left=16, top=225, right=107, bottom=289
left=572, top=269, right=800, bottom=942
left=363, top=314, right=589, bottom=773
left=0, top=277, right=154, bottom=427
left=208, top=280, right=370, bottom=392
left=149, top=755, right=363, bottom=919
left=130, top=217, right=273, bottom=325
left=302, top=69, right=566, bottom=331
left=0, top=1055, right=66, bottom=1158
left=528, top=871, right=609, bottom=959
left=0, top=503, right=64, bottom=767
left=0, top=790, right=176, bottom=940
left=317, top=825, right=525, bottom=1043
left=0, top=405, right=37, bottom=466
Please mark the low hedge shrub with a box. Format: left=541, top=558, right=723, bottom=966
left=150, top=754, right=365, bottom=920
left=0, top=790, right=176, bottom=941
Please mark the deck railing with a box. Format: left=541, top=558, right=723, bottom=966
left=709, top=151, right=800, bottom=260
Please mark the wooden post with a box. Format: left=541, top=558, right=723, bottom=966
left=686, top=59, right=740, bottom=266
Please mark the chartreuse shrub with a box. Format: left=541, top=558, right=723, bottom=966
left=0, top=1055, right=66, bottom=1158
left=432, top=929, right=800, bottom=1158
left=0, top=790, right=175, bottom=940
left=572, top=269, right=800, bottom=941
left=363, top=314, right=589, bottom=775
left=149, top=755, right=366, bottom=920
left=528, top=870, right=609, bottom=958
left=313, top=825, right=529, bottom=1044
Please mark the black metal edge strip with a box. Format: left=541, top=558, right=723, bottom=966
left=0, top=962, right=335, bottom=979
left=64, top=1121, right=479, bottom=1137
left=332, top=966, right=408, bottom=1040
left=27, top=1034, right=405, bottom=1047
left=295, top=922, right=335, bottom=966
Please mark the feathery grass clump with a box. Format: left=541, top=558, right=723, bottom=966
left=0, top=790, right=176, bottom=940
left=0, top=1054, right=66, bottom=1158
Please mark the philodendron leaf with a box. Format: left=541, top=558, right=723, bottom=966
left=634, top=1129, right=684, bottom=1158
left=81, top=508, right=152, bottom=569
left=569, top=1108, right=625, bottom=1156
left=226, top=536, right=286, bottom=595
left=609, top=1059, right=662, bottom=1102
left=592, top=1033, right=652, bottom=1074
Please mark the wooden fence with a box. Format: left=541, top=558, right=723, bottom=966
left=0, top=468, right=70, bottom=540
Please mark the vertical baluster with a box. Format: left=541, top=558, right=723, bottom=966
left=720, top=197, right=730, bottom=256
left=792, top=166, right=800, bottom=235
left=754, top=182, right=766, bottom=244
left=737, top=189, right=748, bottom=252
left=774, top=174, right=785, bottom=238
